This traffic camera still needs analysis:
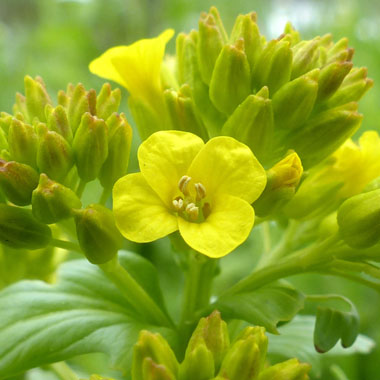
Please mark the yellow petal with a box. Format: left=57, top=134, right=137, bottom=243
left=188, top=136, right=266, bottom=203
left=113, top=173, right=178, bottom=242
left=178, top=194, right=254, bottom=258
left=138, top=130, right=204, bottom=207
left=89, top=29, right=174, bottom=104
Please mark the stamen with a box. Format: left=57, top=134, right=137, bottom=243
left=195, top=182, right=207, bottom=201
left=172, top=197, right=184, bottom=211
left=203, top=202, right=211, bottom=219
left=186, top=203, right=199, bottom=222
left=178, top=175, right=192, bottom=195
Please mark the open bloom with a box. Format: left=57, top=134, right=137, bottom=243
left=113, top=131, right=266, bottom=258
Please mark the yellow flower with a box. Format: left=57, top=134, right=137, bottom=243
left=113, top=131, right=266, bottom=258
left=89, top=29, right=174, bottom=108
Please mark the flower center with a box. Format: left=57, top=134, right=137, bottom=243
left=172, top=175, right=211, bottom=222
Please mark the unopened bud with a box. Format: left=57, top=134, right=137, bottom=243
left=0, top=160, right=39, bottom=206
left=258, top=358, right=311, bottom=380
left=179, top=342, right=214, bottom=380
left=132, top=330, right=179, bottom=380
left=36, top=124, right=74, bottom=182
left=337, top=189, right=380, bottom=249
left=142, top=358, right=176, bottom=380
left=291, top=38, right=321, bottom=79
left=221, top=87, right=273, bottom=163
left=13, top=93, right=28, bottom=120
left=46, top=104, right=73, bottom=142
left=32, top=174, right=82, bottom=224
left=209, top=40, right=251, bottom=115
left=24, top=75, right=52, bottom=122
left=0, top=127, right=8, bottom=151
left=74, top=204, right=122, bottom=264
left=8, top=118, right=38, bottom=168
left=96, top=83, right=121, bottom=121
left=0, top=204, right=52, bottom=250
left=99, top=113, right=132, bottom=190
left=73, top=112, right=108, bottom=182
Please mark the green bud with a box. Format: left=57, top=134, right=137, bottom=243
left=316, top=61, right=352, bottom=102
left=74, top=204, right=122, bottom=264
left=8, top=118, right=38, bottom=168
left=24, top=75, right=52, bottom=123
left=99, top=113, right=133, bottom=190
left=326, top=37, right=352, bottom=63
left=67, top=84, right=97, bottom=133
left=0, top=204, right=52, bottom=250
left=208, top=6, right=228, bottom=42
left=254, top=152, right=303, bottom=217
left=272, top=69, right=319, bottom=130
left=32, top=174, right=82, bottom=224
left=252, top=39, right=293, bottom=94
left=282, top=22, right=301, bottom=46
left=164, top=86, right=208, bottom=140
left=291, top=38, right=321, bottom=79
left=219, top=336, right=261, bottom=380
left=36, top=124, right=74, bottom=182
left=187, top=310, right=230, bottom=371
left=0, top=160, right=39, bottom=205
left=258, top=358, right=310, bottom=380
left=0, top=112, right=13, bottom=135
left=221, top=87, right=273, bottom=163
left=197, top=12, right=225, bottom=85
left=230, top=13, right=262, bottom=71
left=0, top=127, right=8, bottom=151
left=287, top=103, right=362, bottom=168
left=46, top=104, right=73, bottom=142
left=96, top=83, right=121, bottom=121
left=318, top=212, right=339, bottom=240
left=73, top=112, right=108, bottom=182
left=13, top=93, right=28, bottom=120
left=179, top=342, right=214, bottom=380
left=209, top=39, right=251, bottom=115
left=142, top=358, right=176, bottom=380
left=337, top=189, right=380, bottom=249
left=132, top=330, right=179, bottom=380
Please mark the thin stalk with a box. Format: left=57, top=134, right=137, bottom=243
left=100, top=257, right=174, bottom=328
left=261, top=222, right=272, bottom=254
left=50, top=238, right=81, bottom=253
left=99, top=187, right=111, bottom=205
left=75, top=179, right=87, bottom=198
left=48, top=362, right=78, bottom=380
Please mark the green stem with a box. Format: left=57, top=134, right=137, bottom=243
left=100, top=257, right=174, bottom=328
left=48, top=362, right=78, bottom=380
left=261, top=222, right=271, bottom=254
left=50, top=238, right=82, bottom=253
left=222, top=234, right=340, bottom=297
left=76, top=179, right=87, bottom=198
left=99, top=187, right=111, bottom=205
left=327, top=259, right=380, bottom=280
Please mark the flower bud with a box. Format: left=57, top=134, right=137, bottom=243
left=187, top=310, right=230, bottom=371
left=96, top=83, right=121, bottom=121
left=258, top=358, right=311, bottom=380
left=0, top=204, right=52, bottom=250
left=287, top=103, right=362, bottom=169
left=221, top=87, right=273, bottom=163
left=281, top=22, right=301, bottom=47
left=8, top=118, right=38, bottom=168
left=32, top=174, right=82, bottom=224
left=142, top=358, right=176, bottom=380
left=291, top=38, right=321, bottom=79
left=316, top=61, right=352, bottom=102
left=0, top=112, right=12, bottom=135
left=164, top=86, right=208, bottom=140
left=254, top=152, right=303, bottom=217
left=24, top=75, right=52, bottom=123
left=197, top=11, right=225, bottom=85
left=326, top=37, right=352, bottom=63
left=99, top=113, right=132, bottom=190
left=74, top=204, right=122, bottom=264
left=209, top=39, right=251, bottom=115
left=67, top=84, right=97, bottom=133
left=252, top=39, right=292, bottom=94
left=272, top=70, right=319, bottom=130
left=337, top=189, right=380, bottom=249
left=0, top=127, right=8, bottom=151
left=46, top=104, right=73, bottom=142
left=230, top=12, right=262, bottom=70
left=0, top=160, right=39, bottom=206
left=179, top=342, right=215, bottom=380
left=132, top=330, right=179, bottom=380
left=36, top=124, right=74, bottom=182
left=13, top=93, right=28, bottom=120
left=72, top=112, right=108, bottom=182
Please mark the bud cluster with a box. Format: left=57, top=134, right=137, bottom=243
left=131, top=311, right=310, bottom=380
left=0, top=76, right=129, bottom=263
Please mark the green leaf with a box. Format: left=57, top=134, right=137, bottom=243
left=308, top=294, right=359, bottom=352
left=215, top=281, right=305, bottom=333
left=268, top=315, right=375, bottom=377
left=0, top=251, right=175, bottom=378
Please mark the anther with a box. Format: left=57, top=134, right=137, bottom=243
left=172, top=197, right=184, bottom=211
left=195, top=182, right=207, bottom=201
left=186, top=203, right=199, bottom=222
left=178, top=175, right=192, bottom=195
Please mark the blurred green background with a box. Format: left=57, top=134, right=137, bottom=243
left=1, top=0, right=379, bottom=379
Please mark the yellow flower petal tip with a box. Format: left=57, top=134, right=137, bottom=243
left=113, top=130, right=266, bottom=258
left=89, top=29, right=175, bottom=104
